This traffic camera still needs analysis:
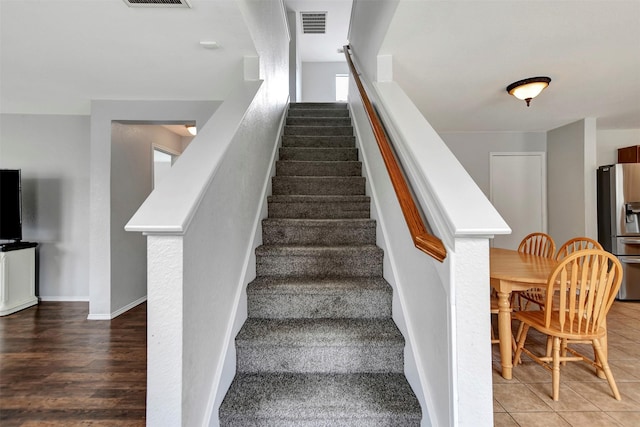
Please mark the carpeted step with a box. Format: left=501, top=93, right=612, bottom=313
left=276, top=160, right=362, bottom=177
left=219, top=373, right=421, bottom=427
left=272, top=176, right=365, bottom=196
left=267, top=195, right=371, bottom=219
left=255, top=245, right=383, bottom=277
left=284, top=126, right=353, bottom=137
left=235, top=318, right=405, bottom=374
left=289, top=102, right=348, bottom=109
left=246, top=277, right=392, bottom=319
left=288, top=108, right=350, bottom=118
left=262, top=218, right=375, bottom=246
left=282, top=135, right=355, bottom=148
left=286, top=117, right=352, bottom=127
left=279, top=147, right=358, bottom=161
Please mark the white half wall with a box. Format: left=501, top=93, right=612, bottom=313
left=301, top=62, right=348, bottom=102
left=0, top=113, right=90, bottom=300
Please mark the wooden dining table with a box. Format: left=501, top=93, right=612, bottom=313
left=489, top=247, right=558, bottom=379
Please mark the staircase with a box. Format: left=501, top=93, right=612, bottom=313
left=219, top=103, right=421, bottom=426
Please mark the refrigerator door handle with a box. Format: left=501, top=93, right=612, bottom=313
left=620, top=258, right=640, bottom=264
left=619, top=238, right=640, bottom=245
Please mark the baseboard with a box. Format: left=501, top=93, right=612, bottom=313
left=39, top=296, right=90, bottom=302
left=86, top=295, right=147, bottom=320
left=111, top=295, right=147, bottom=318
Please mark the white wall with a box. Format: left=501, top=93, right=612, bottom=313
left=89, top=100, right=221, bottom=319
left=347, top=0, right=399, bottom=83
left=547, top=119, right=598, bottom=246
left=110, top=123, right=184, bottom=314
left=597, top=129, right=640, bottom=166
left=440, top=132, right=547, bottom=198
left=0, top=114, right=90, bottom=300
left=301, top=62, right=349, bottom=102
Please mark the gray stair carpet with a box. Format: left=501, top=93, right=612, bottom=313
left=219, top=102, right=421, bottom=426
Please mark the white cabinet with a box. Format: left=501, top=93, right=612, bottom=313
left=0, top=245, right=38, bottom=316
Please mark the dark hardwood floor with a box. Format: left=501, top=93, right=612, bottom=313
left=0, top=302, right=146, bottom=426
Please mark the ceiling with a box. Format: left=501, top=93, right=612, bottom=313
left=285, top=0, right=352, bottom=62
left=1, top=0, right=638, bottom=133
left=381, top=1, right=640, bottom=132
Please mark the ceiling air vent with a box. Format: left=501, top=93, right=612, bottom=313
left=301, top=12, right=327, bottom=34
left=122, top=0, right=192, bottom=8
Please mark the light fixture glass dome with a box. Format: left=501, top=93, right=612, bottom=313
left=507, top=77, right=551, bottom=106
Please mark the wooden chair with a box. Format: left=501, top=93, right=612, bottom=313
left=555, top=237, right=603, bottom=261
left=520, top=237, right=603, bottom=310
left=516, top=232, right=556, bottom=310
left=513, top=249, right=623, bottom=401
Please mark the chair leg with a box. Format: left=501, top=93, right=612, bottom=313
left=513, top=323, right=529, bottom=365
left=593, top=338, right=621, bottom=400
left=552, top=336, right=561, bottom=401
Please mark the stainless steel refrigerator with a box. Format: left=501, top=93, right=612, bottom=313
left=597, top=163, right=640, bottom=300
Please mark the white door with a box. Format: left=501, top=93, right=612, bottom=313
left=490, top=152, right=546, bottom=250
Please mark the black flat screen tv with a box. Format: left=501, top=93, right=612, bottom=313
left=0, top=169, right=23, bottom=242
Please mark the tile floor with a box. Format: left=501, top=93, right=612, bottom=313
left=492, top=300, right=640, bottom=426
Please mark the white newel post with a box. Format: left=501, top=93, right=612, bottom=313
left=146, top=234, right=184, bottom=426
left=450, top=237, right=493, bottom=427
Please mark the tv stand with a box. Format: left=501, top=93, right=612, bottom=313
left=1, top=242, right=38, bottom=316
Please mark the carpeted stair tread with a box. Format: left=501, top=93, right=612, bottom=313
left=256, top=245, right=383, bottom=277
left=286, top=117, right=352, bottom=127
left=289, top=102, right=348, bottom=109
left=236, top=318, right=403, bottom=346
left=267, top=195, right=371, bottom=219
left=287, top=108, right=350, bottom=117
left=279, top=147, right=358, bottom=161
left=282, top=135, right=356, bottom=148
left=268, top=194, right=370, bottom=203
left=235, top=318, right=405, bottom=373
left=247, top=276, right=392, bottom=319
left=276, top=160, right=362, bottom=176
left=262, top=218, right=376, bottom=246
left=255, top=244, right=382, bottom=257
left=272, top=176, right=365, bottom=196
left=284, top=126, right=353, bottom=137
left=219, top=373, right=421, bottom=426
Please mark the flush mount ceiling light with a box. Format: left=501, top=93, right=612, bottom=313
left=185, top=124, right=197, bottom=136
left=506, top=76, right=551, bottom=107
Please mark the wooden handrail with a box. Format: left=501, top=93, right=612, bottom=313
left=343, top=45, right=447, bottom=262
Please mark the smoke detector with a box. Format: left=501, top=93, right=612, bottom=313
left=301, top=12, right=327, bottom=34
left=122, top=0, right=192, bottom=8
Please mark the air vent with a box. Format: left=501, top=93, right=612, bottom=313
left=122, top=0, right=192, bottom=8
left=301, top=12, right=327, bottom=34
